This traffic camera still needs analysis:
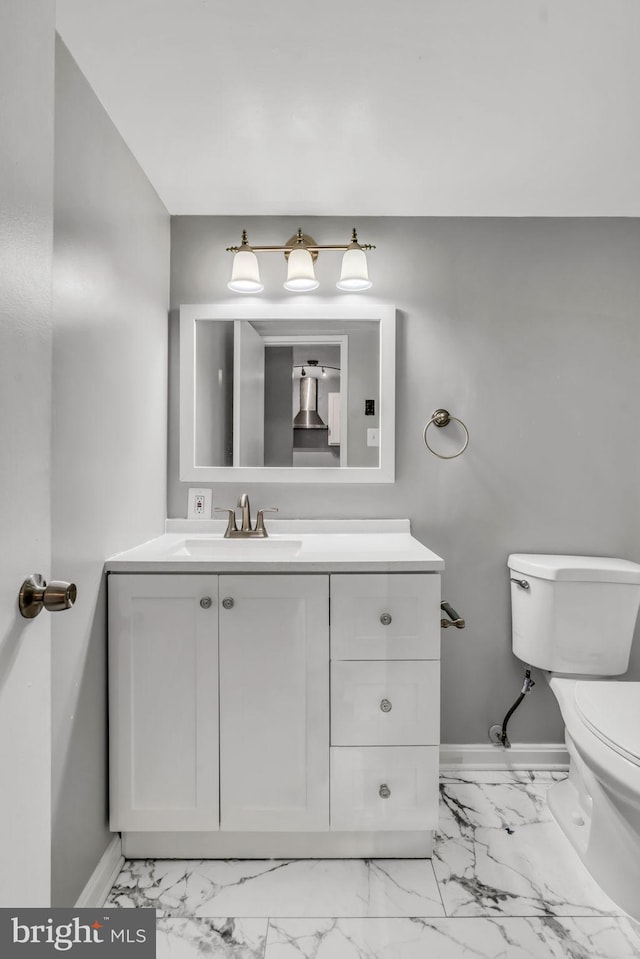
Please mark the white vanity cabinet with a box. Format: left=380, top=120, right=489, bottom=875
left=108, top=558, right=442, bottom=858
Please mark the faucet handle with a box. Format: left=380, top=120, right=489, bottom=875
left=214, top=507, right=238, bottom=538
left=255, top=507, right=278, bottom=536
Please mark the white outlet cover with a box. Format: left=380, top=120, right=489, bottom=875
left=187, top=487, right=213, bottom=520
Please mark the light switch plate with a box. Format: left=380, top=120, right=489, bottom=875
left=187, top=487, right=212, bottom=519
left=367, top=428, right=380, bottom=447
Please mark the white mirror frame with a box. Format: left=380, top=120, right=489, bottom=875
left=180, top=300, right=396, bottom=484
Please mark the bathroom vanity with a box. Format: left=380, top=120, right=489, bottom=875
left=106, top=520, right=444, bottom=858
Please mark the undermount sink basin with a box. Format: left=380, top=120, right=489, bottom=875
left=169, top=537, right=303, bottom=559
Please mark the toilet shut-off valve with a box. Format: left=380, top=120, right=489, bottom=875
left=489, top=668, right=536, bottom=748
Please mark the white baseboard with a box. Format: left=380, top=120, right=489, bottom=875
left=75, top=835, right=123, bottom=908
left=440, top=742, right=569, bottom=771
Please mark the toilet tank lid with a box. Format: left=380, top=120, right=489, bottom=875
left=507, top=554, right=640, bottom=583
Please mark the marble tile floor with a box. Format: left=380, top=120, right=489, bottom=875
left=105, top=771, right=640, bottom=958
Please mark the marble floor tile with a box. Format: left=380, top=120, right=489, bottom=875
left=435, top=780, right=621, bottom=917
left=156, top=918, right=267, bottom=959
left=107, top=772, right=636, bottom=956
left=107, top=858, right=445, bottom=919
left=263, top=916, right=640, bottom=959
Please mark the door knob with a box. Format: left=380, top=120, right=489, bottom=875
left=19, top=574, right=77, bottom=619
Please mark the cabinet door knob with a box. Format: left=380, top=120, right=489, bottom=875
left=379, top=783, right=391, bottom=799
left=380, top=612, right=392, bottom=626
left=380, top=698, right=392, bottom=713
left=222, top=597, right=234, bottom=610
left=200, top=597, right=212, bottom=609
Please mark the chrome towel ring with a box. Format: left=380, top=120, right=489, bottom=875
left=423, top=408, right=469, bottom=459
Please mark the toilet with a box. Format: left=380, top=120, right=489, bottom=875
left=507, top=553, right=640, bottom=920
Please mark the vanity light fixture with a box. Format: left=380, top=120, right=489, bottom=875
left=226, top=228, right=375, bottom=293
left=293, top=361, right=340, bottom=379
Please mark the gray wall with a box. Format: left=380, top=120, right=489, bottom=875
left=52, top=38, right=169, bottom=905
left=265, top=346, right=294, bottom=467
left=344, top=326, right=379, bottom=468
left=170, top=215, right=640, bottom=746
left=196, top=320, right=234, bottom=466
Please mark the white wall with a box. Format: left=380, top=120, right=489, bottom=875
left=169, top=214, right=640, bottom=747
left=0, top=0, right=55, bottom=906
left=52, top=38, right=169, bottom=905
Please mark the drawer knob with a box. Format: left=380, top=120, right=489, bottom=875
left=379, top=783, right=391, bottom=799
left=222, top=597, right=235, bottom=610
left=380, top=612, right=392, bottom=626
left=380, top=698, right=393, bottom=713
left=199, top=597, right=212, bottom=609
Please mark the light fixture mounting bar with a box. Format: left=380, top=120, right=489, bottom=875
left=226, top=227, right=375, bottom=254
left=226, top=243, right=376, bottom=253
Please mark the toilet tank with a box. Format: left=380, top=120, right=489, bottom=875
left=507, top=554, right=640, bottom=675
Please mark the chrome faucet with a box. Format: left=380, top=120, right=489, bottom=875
left=215, top=494, right=278, bottom=538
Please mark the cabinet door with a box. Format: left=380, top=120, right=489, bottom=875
left=219, top=574, right=329, bottom=831
left=109, top=574, right=219, bottom=831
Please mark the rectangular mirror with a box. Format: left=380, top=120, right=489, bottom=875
left=180, top=301, right=395, bottom=483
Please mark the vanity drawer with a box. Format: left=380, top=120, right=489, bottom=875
left=330, top=573, right=440, bottom=660
left=331, top=746, right=439, bottom=831
left=331, top=660, right=439, bottom=746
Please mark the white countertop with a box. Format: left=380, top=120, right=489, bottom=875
left=105, top=519, right=444, bottom=573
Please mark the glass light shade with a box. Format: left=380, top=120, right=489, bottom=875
left=336, top=247, right=372, bottom=291
left=283, top=248, right=319, bottom=292
left=227, top=249, right=264, bottom=293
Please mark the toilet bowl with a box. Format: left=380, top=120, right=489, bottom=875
left=507, top=553, right=640, bottom=920
left=546, top=676, right=640, bottom=919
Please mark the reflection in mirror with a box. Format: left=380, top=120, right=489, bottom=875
left=180, top=303, right=395, bottom=484
left=266, top=347, right=342, bottom=468
left=195, top=320, right=234, bottom=467
left=290, top=351, right=341, bottom=467
left=195, top=322, right=379, bottom=469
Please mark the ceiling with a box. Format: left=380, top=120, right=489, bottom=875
left=56, top=0, right=640, bottom=216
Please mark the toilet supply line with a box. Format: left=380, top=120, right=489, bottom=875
left=489, top=668, right=535, bottom=748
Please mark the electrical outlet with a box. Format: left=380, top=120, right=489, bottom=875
left=187, top=487, right=212, bottom=520
left=367, top=428, right=379, bottom=447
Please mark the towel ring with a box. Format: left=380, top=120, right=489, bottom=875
left=423, top=409, right=469, bottom=459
